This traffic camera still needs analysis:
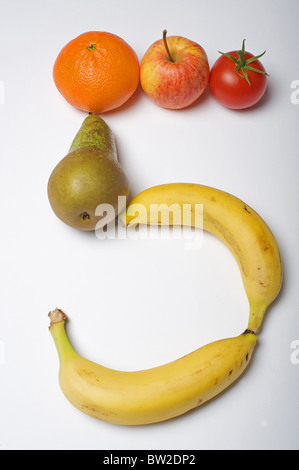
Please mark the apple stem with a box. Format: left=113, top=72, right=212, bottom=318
left=163, top=30, right=174, bottom=63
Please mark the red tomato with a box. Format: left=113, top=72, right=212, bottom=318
left=209, top=41, right=268, bottom=109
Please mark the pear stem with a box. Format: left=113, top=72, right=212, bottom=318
left=163, top=30, right=174, bottom=63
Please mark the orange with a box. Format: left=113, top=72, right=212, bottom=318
left=53, top=31, right=140, bottom=113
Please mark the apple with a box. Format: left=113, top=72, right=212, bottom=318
left=140, top=30, right=209, bottom=110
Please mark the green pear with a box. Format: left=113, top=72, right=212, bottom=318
left=47, top=114, right=130, bottom=231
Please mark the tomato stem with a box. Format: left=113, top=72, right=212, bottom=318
left=163, top=30, right=174, bottom=63
left=218, top=39, right=268, bottom=86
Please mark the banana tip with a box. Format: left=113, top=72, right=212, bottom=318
left=48, top=308, right=68, bottom=327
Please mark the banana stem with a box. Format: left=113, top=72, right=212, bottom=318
left=248, top=301, right=267, bottom=333
left=48, top=309, right=77, bottom=361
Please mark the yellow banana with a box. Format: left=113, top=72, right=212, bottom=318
left=49, top=183, right=282, bottom=425
left=119, top=183, right=282, bottom=333
left=49, top=308, right=257, bottom=425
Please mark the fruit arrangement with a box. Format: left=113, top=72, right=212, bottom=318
left=47, top=30, right=282, bottom=425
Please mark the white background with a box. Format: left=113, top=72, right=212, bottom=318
left=0, top=0, right=298, bottom=450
